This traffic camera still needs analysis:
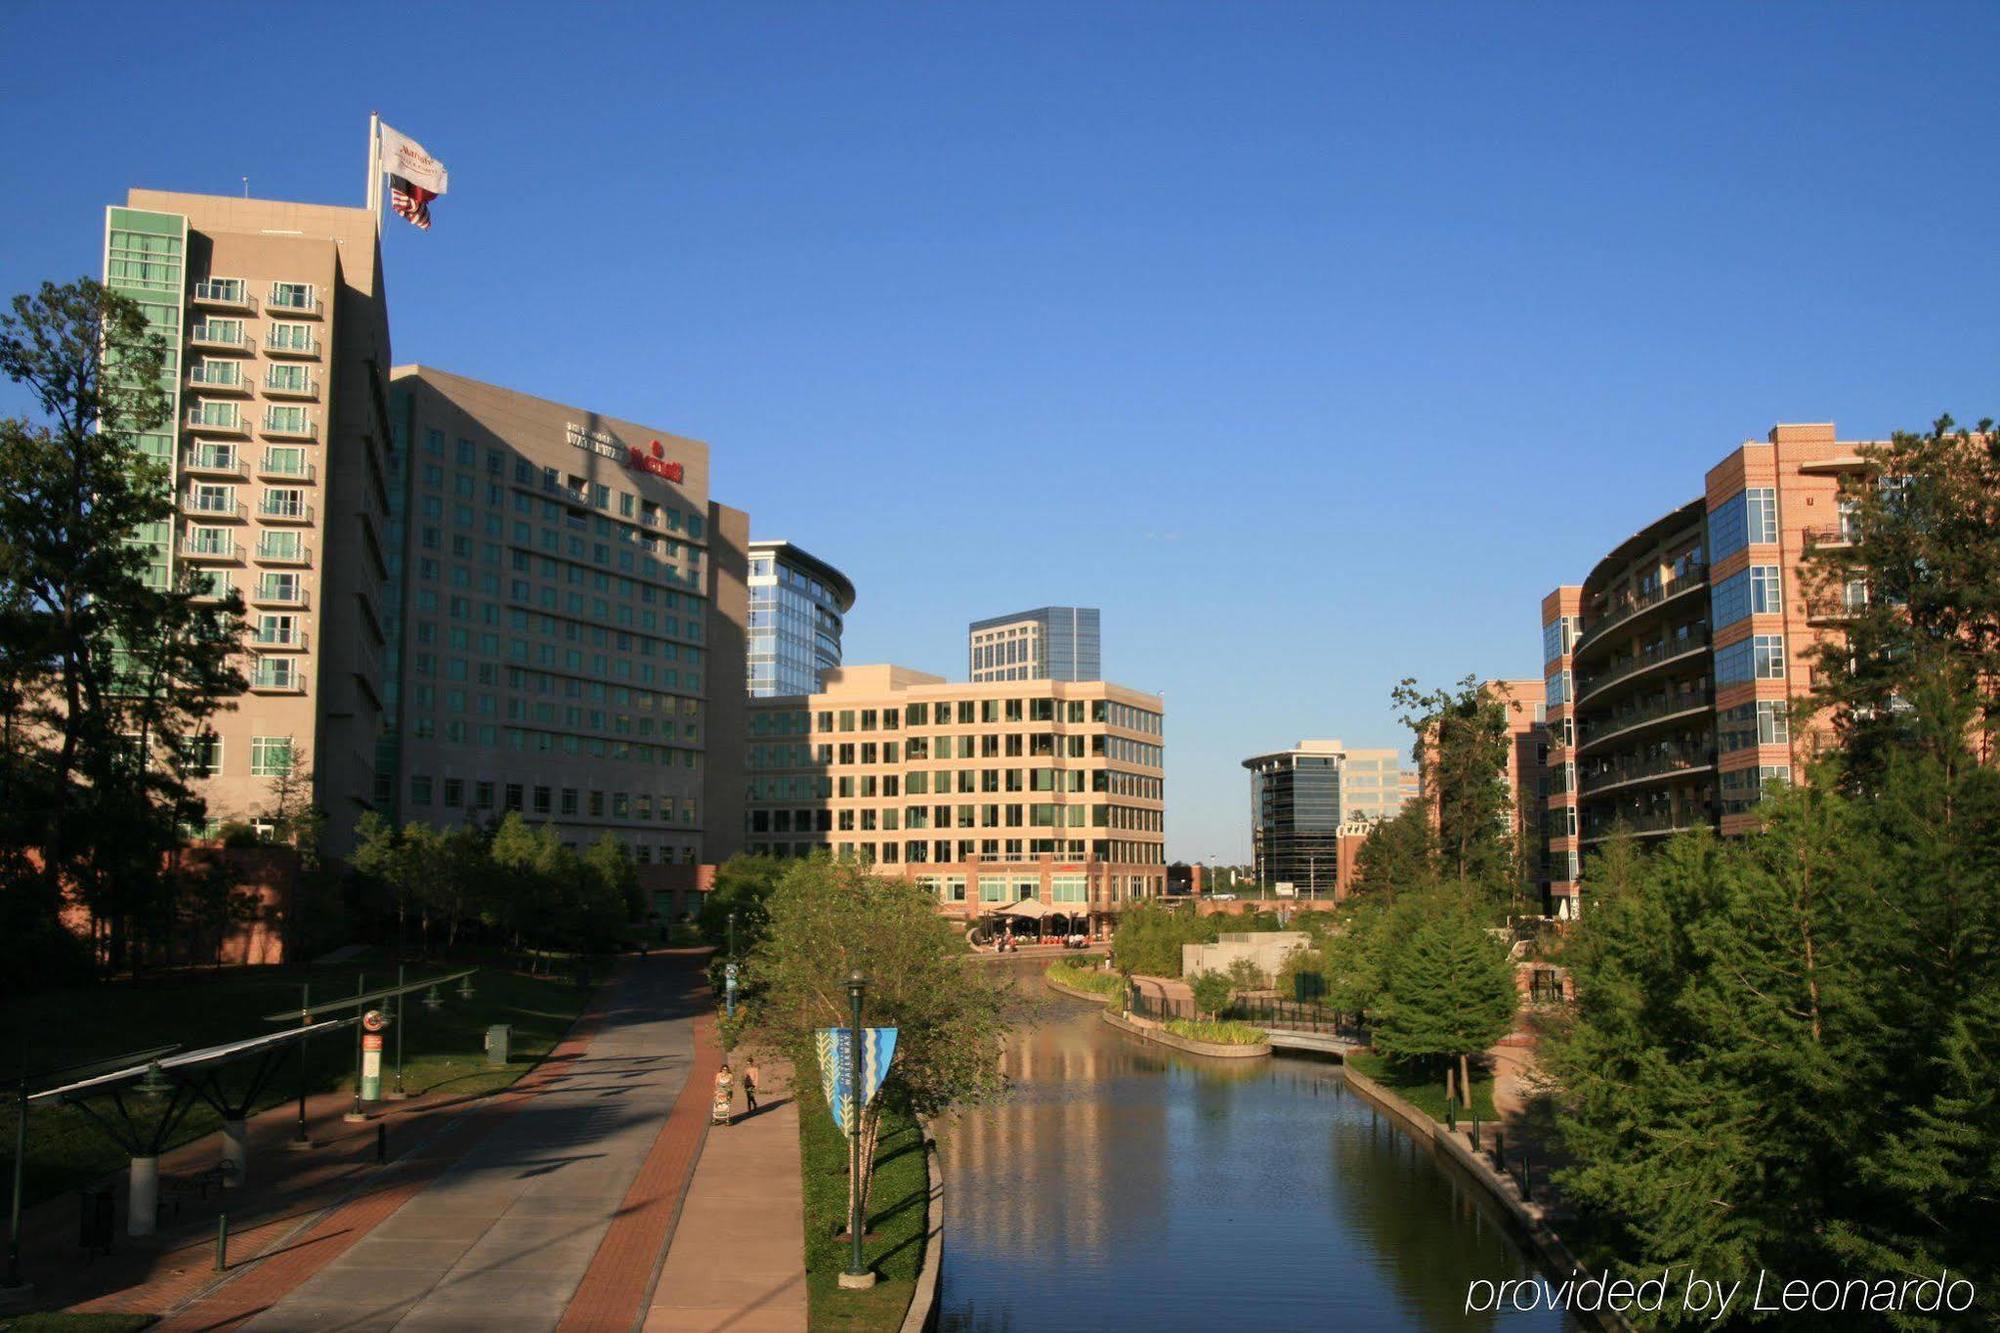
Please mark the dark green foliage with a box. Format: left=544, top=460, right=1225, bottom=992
left=1352, top=805, right=1438, bottom=901
left=1372, top=892, right=1518, bottom=1066
left=0, top=279, right=248, bottom=982
left=1393, top=674, right=1519, bottom=900
left=1190, top=969, right=1233, bottom=1018
left=1109, top=901, right=1220, bottom=977
left=698, top=852, right=787, bottom=952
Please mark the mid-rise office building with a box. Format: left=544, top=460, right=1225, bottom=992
left=1242, top=739, right=1417, bottom=894
left=968, top=606, right=1101, bottom=682
left=1541, top=422, right=1875, bottom=914
left=747, top=540, right=855, bottom=697
left=383, top=367, right=748, bottom=868
left=104, top=190, right=394, bottom=853
left=744, top=665, right=1166, bottom=930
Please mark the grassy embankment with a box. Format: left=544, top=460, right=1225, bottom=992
left=2, top=959, right=589, bottom=1209
left=1162, top=1018, right=1267, bottom=1045
left=1345, top=1050, right=1499, bottom=1122
left=1042, top=960, right=1123, bottom=1002
left=795, top=1074, right=930, bottom=1332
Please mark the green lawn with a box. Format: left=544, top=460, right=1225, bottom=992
left=1345, top=1051, right=1500, bottom=1123
left=1, top=961, right=590, bottom=1209
left=795, top=1075, right=929, bottom=1332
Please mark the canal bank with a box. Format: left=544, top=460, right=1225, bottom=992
left=939, top=967, right=1576, bottom=1330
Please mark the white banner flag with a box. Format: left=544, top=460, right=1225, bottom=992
left=380, top=123, right=449, bottom=196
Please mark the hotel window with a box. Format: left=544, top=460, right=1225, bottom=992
left=255, top=613, right=299, bottom=646
left=263, top=488, right=309, bottom=520
left=264, top=446, right=309, bottom=477
left=188, top=482, right=235, bottom=515
left=1753, top=634, right=1786, bottom=679
left=269, top=281, right=315, bottom=312
left=443, top=779, right=464, bottom=808
left=249, top=735, right=293, bottom=776
left=267, top=363, right=311, bottom=394
left=252, top=657, right=298, bottom=690
left=192, top=317, right=244, bottom=345
left=258, top=531, right=304, bottom=560
left=183, top=733, right=223, bottom=777
left=268, top=322, right=314, bottom=352
left=410, top=775, right=433, bottom=805
left=265, top=405, right=309, bottom=434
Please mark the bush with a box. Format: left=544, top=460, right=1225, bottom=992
left=1189, top=969, right=1233, bottom=1018
left=1045, top=960, right=1122, bottom=998
left=1111, top=902, right=1219, bottom=977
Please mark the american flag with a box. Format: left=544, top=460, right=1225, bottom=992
left=389, top=175, right=435, bottom=230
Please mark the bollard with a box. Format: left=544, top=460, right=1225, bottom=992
left=376, top=1123, right=387, bottom=1164
left=215, top=1213, right=228, bottom=1272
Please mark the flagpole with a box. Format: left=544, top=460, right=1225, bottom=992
left=365, top=111, right=383, bottom=233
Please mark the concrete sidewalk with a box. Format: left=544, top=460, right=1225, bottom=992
left=644, top=1058, right=806, bottom=1333
left=228, top=954, right=706, bottom=1332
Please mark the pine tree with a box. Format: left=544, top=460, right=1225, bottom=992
left=1373, top=892, right=1517, bottom=1070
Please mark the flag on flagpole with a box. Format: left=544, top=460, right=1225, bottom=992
left=379, top=122, right=448, bottom=231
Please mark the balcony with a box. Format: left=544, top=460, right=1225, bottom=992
left=253, top=538, right=311, bottom=565
left=257, top=453, right=316, bottom=482
left=1803, top=526, right=1858, bottom=551
left=180, top=450, right=245, bottom=478
left=262, top=370, right=319, bottom=399
left=1578, top=749, right=1717, bottom=798
left=1576, top=689, right=1714, bottom=755
left=264, top=330, right=320, bottom=359
left=257, top=498, right=315, bottom=524
left=1574, top=636, right=1710, bottom=706
left=188, top=574, right=234, bottom=603
left=248, top=664, right=307, bottom=694
left=261, top=412, right=317, bottom=441
left=266, top=285, right=322, bottom=318
left=187, top=363, right=251, bottom=394
left=250, top=581, right=308, bottom=608
left=1807, top=592, right=1868, bottom=625
left=179, top=536, right=243, bottom=563
left=1580, top=809, right=1712, bottom=845
left=181, top=491, right=242, bottom=520
left=253, top=626, right=310, bottom=652
left=1576, top=564, right=1709, bottom=655
left=191, top=280, right=256, bottom=312
left=188, top=322, right=251, bottom=353
left=187, top=406, right=249, bottom=436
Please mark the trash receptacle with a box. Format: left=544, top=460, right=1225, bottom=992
left=79, top=1184, right=114, bottom=1254
left=485, top=1024, right=511, bottom=1067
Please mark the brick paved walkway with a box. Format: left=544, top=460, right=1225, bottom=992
left=643, top=1058, right=806, bottom=1333
left=208, top=954, right=705, bottom=1332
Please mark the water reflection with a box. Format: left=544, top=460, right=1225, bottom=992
left=939, top=968, right=1573, bottom=1331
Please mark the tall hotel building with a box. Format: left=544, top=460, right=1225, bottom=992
left=969, top=607, right=1101, bottom=682
left=1541, top=423, right=1874, bottom=915
left=744, top=666, right=1165, bottom=930
left=104, top=191, right=393, bottom=852
left=382, top=367, right=748, bottom=868
left=747, top=540, right=855, bottom=696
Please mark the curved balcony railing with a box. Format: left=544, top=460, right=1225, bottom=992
left=1578, top=748, right=1716, bottom=798
left=1576, top=689, right=1713, bottom=754
left=1575, top=635, right=1710, bottom=704
left=1575, top=564, right=1708, bottom=652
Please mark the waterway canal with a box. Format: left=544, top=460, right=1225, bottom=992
left=937, top=969, right=1573, bottom=1330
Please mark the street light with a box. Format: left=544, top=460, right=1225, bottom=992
left=839, top=971, right=874, bottom=1291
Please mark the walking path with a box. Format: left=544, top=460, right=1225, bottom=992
left=644, top=1058, right=807, bottom=1333
left=215, top=954, right=706, bottom=1332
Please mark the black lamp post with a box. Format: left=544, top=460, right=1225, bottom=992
left=838, top=971, right=874, bottom=1290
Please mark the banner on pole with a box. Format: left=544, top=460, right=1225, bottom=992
left=814, top=1027, right=897, bottom=1135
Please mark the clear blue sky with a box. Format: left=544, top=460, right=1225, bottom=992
left=4, top=3, right=1995, bottom=862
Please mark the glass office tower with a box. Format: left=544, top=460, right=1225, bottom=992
left=747, top=540, right=856, bottom=697
left=968, top=606, right=1101, bottom=682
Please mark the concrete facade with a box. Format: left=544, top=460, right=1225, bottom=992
left=383, top=366, right=745, bottom=868
left=744, top=665, right=1166, bottom=928
left=107, top=190, right=394, bottom=854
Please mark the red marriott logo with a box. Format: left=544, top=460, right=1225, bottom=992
left=626, top=443, right=684, bottom=483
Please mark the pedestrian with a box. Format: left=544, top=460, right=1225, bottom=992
left=712, top=1062, right=735, bottom=1126
left=742, top=1058, right=760, bottom=1113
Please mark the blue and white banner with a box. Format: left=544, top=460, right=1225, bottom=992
left=814, top=1027, right=898, bottom=1135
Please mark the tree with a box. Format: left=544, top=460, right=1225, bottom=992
left=740, top=858, right=1007, bottom=1226
left=1802, top=413, right=2000, bottom=779
left=1393, top=675, right=1517, bottom=899
left=1352, top=805, right=1436, bottom=901
left=0, top=278, right=246, bottom=972
left=1109, top=901, right=1219, bottom=977
left=1190, top=970, right=1233, bottom=1019
left=582, top=831, right=643, bottom=925
left=1372, top=891, right=1518, bottom=1095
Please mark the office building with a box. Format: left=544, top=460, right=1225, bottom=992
left=104, top=190, right=393, bottom=854
left=747, top=540, right=855, bottom=697
left=744, top=665, right=1166, bottom=930
left=1242, top=739, right=1417, bottom=895
left=969, top=607, right=1101, bottom=682
left=383, top=366, right=749, bottom=869
left=1540, top=422, right=1876, bottom=914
